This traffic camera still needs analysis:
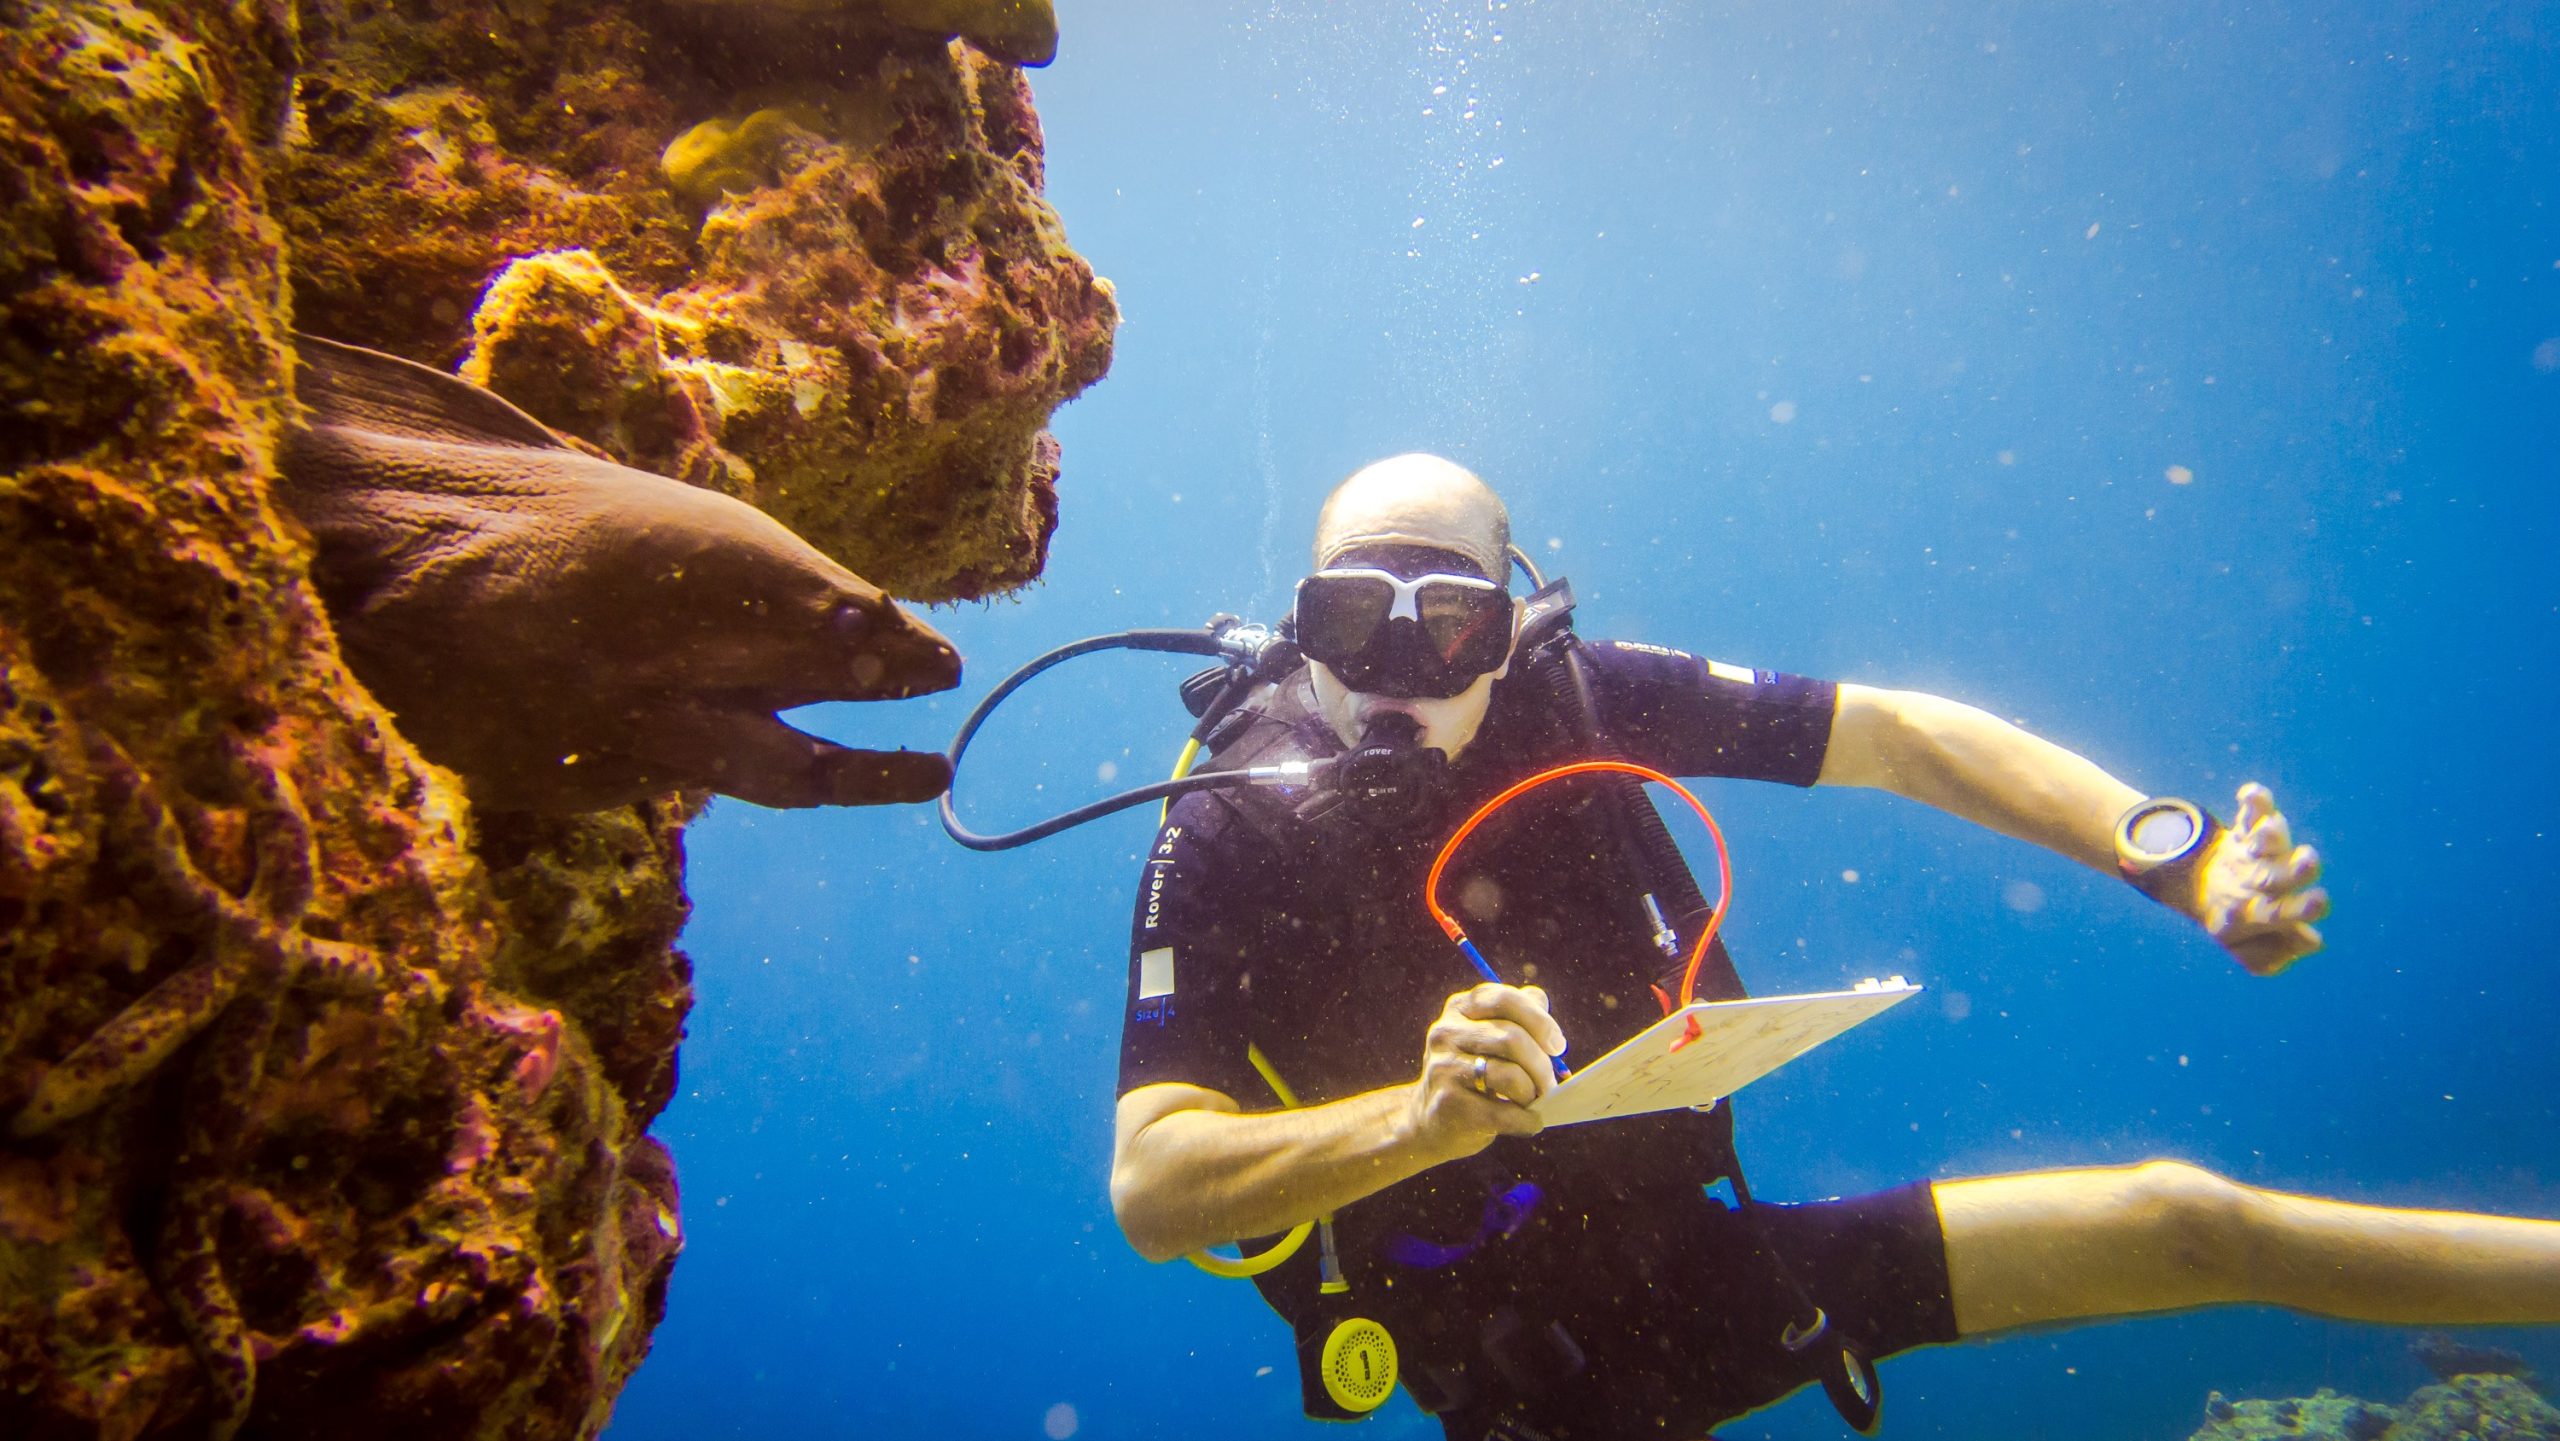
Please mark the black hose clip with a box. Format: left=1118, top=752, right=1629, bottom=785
left=1780, top=1308, right=1882, bottom=1435
left=1817, top=1343, right=1883, bottom=1436
left=1180, top=615, right=1298, bottom=719
left=1211, top=613, right=1295, bottom=669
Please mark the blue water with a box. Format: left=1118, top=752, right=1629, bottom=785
left=609, top=4, right=2560, bottom=1437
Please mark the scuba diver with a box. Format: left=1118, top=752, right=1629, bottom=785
left=1092, top=453, right=2560, bottom=1440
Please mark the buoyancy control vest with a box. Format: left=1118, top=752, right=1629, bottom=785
left=1170, top=584, right=1883, bottom=1433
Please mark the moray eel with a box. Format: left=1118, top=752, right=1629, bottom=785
left=276, top=335, right=961, bottom=814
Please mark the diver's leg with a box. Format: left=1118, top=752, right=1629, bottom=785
left=1934, top=1161, right=2560, bottom=1337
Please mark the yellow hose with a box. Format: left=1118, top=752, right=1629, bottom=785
left=1163, top=734, right=1324, bottom=1280
left=1183, top=1042, right=1317, bottom=1278
left=1160, top=736, right=1204, bottom=825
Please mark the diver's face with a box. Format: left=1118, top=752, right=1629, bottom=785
left=1311, top=660, right=1503, bottom=757
left=1300, top=544, right=1519, bottom=758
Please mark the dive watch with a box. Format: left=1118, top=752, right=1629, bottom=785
left=2113, top=797, right=2225, bottom=908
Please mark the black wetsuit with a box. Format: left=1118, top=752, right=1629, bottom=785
left=1119, top=640, right=1959, bottom=1439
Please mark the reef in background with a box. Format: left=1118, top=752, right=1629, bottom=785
left=2186, top=1356, right=2560, bottom=1441
left=0, top=0, right=1111, bottom=1435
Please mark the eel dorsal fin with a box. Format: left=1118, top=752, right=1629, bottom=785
left=292, top=333, right=569, bottom=451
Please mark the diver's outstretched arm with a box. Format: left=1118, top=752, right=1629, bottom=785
left=1934, top=1163, right=2560, bottom=1336
left=1817, top=684, right=2328, bottom=973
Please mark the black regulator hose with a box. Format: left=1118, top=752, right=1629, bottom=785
left=939, top=626, right=1293, bottom=852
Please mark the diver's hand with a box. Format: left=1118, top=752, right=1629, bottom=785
left=1403, top=984, right=1566, bottom=1159
left=2201, top=783, right=2330, bottom=976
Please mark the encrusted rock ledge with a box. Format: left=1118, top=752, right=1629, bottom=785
left=0, top=0, right=1112, bottom=1434
left=281, top=0, right=1111, bottom=601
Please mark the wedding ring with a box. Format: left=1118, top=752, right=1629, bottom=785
left=1470, top=1054, right=1490, bottom=1096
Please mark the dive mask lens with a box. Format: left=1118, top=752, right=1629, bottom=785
left=1295, top=572, right=1398, bottom=664
left=1414, top=580, right=1510, bottom=670
left=1294, top=568, right=1510, bottom=699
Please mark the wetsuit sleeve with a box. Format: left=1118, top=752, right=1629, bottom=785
left=1583, top=639, right=1838, bottom=785
left=1118, top=793, right=1280, bottom=1105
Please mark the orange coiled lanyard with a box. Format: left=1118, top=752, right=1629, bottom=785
left=1424, top=762, right=1734, bottom=1042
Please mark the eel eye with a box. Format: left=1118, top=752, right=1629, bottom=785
left=830, top=602, right=873, bottom=640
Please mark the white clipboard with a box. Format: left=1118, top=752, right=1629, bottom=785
left=1530, top=977, right=1922, bottom=1127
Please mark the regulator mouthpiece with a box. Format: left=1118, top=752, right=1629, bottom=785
left=1309, top=713, right=1446, bottom=826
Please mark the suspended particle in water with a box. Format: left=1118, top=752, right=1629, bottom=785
left=1044, top=1403, right=1079, bottom=1439
left=1769, top=401, right=1797, bottom=424
left=2002, top=880, right=2046, bottom=915
left=2165, top=465, right=2194, bottom=485
left=2085, top=222, right=2101, bottom=240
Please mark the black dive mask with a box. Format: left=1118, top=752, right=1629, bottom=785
left=1294, top=566, right=1512, bottom=700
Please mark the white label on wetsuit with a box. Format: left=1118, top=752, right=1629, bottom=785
left=1138, top=947, right=1176, bottom=1000
left=1705, top=659, right=1754, bottom=685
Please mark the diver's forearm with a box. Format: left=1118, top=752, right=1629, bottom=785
left=1111, top=1087, right=1452, bottom=1263
left=1821, top=684, right=2143, bottom=877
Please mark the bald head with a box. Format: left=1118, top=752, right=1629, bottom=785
left=1313, top=454, right=1510, bottom=579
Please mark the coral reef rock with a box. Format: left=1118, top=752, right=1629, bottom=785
left=2192, top=1388, right=2401, bottom=1441
left=2188, top=1373, right=2560, bottom=1441
left=2, top=0, right=1107, bottom=1435
left=279, top=0, right=1116, bottom=601
left=2394, top=1376, right=2560, bottom=1441
left=2411, top=1333, right=2539, bottom=1388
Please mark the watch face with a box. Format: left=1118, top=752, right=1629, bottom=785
left=2126, top=801, right=2202, bottom=861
